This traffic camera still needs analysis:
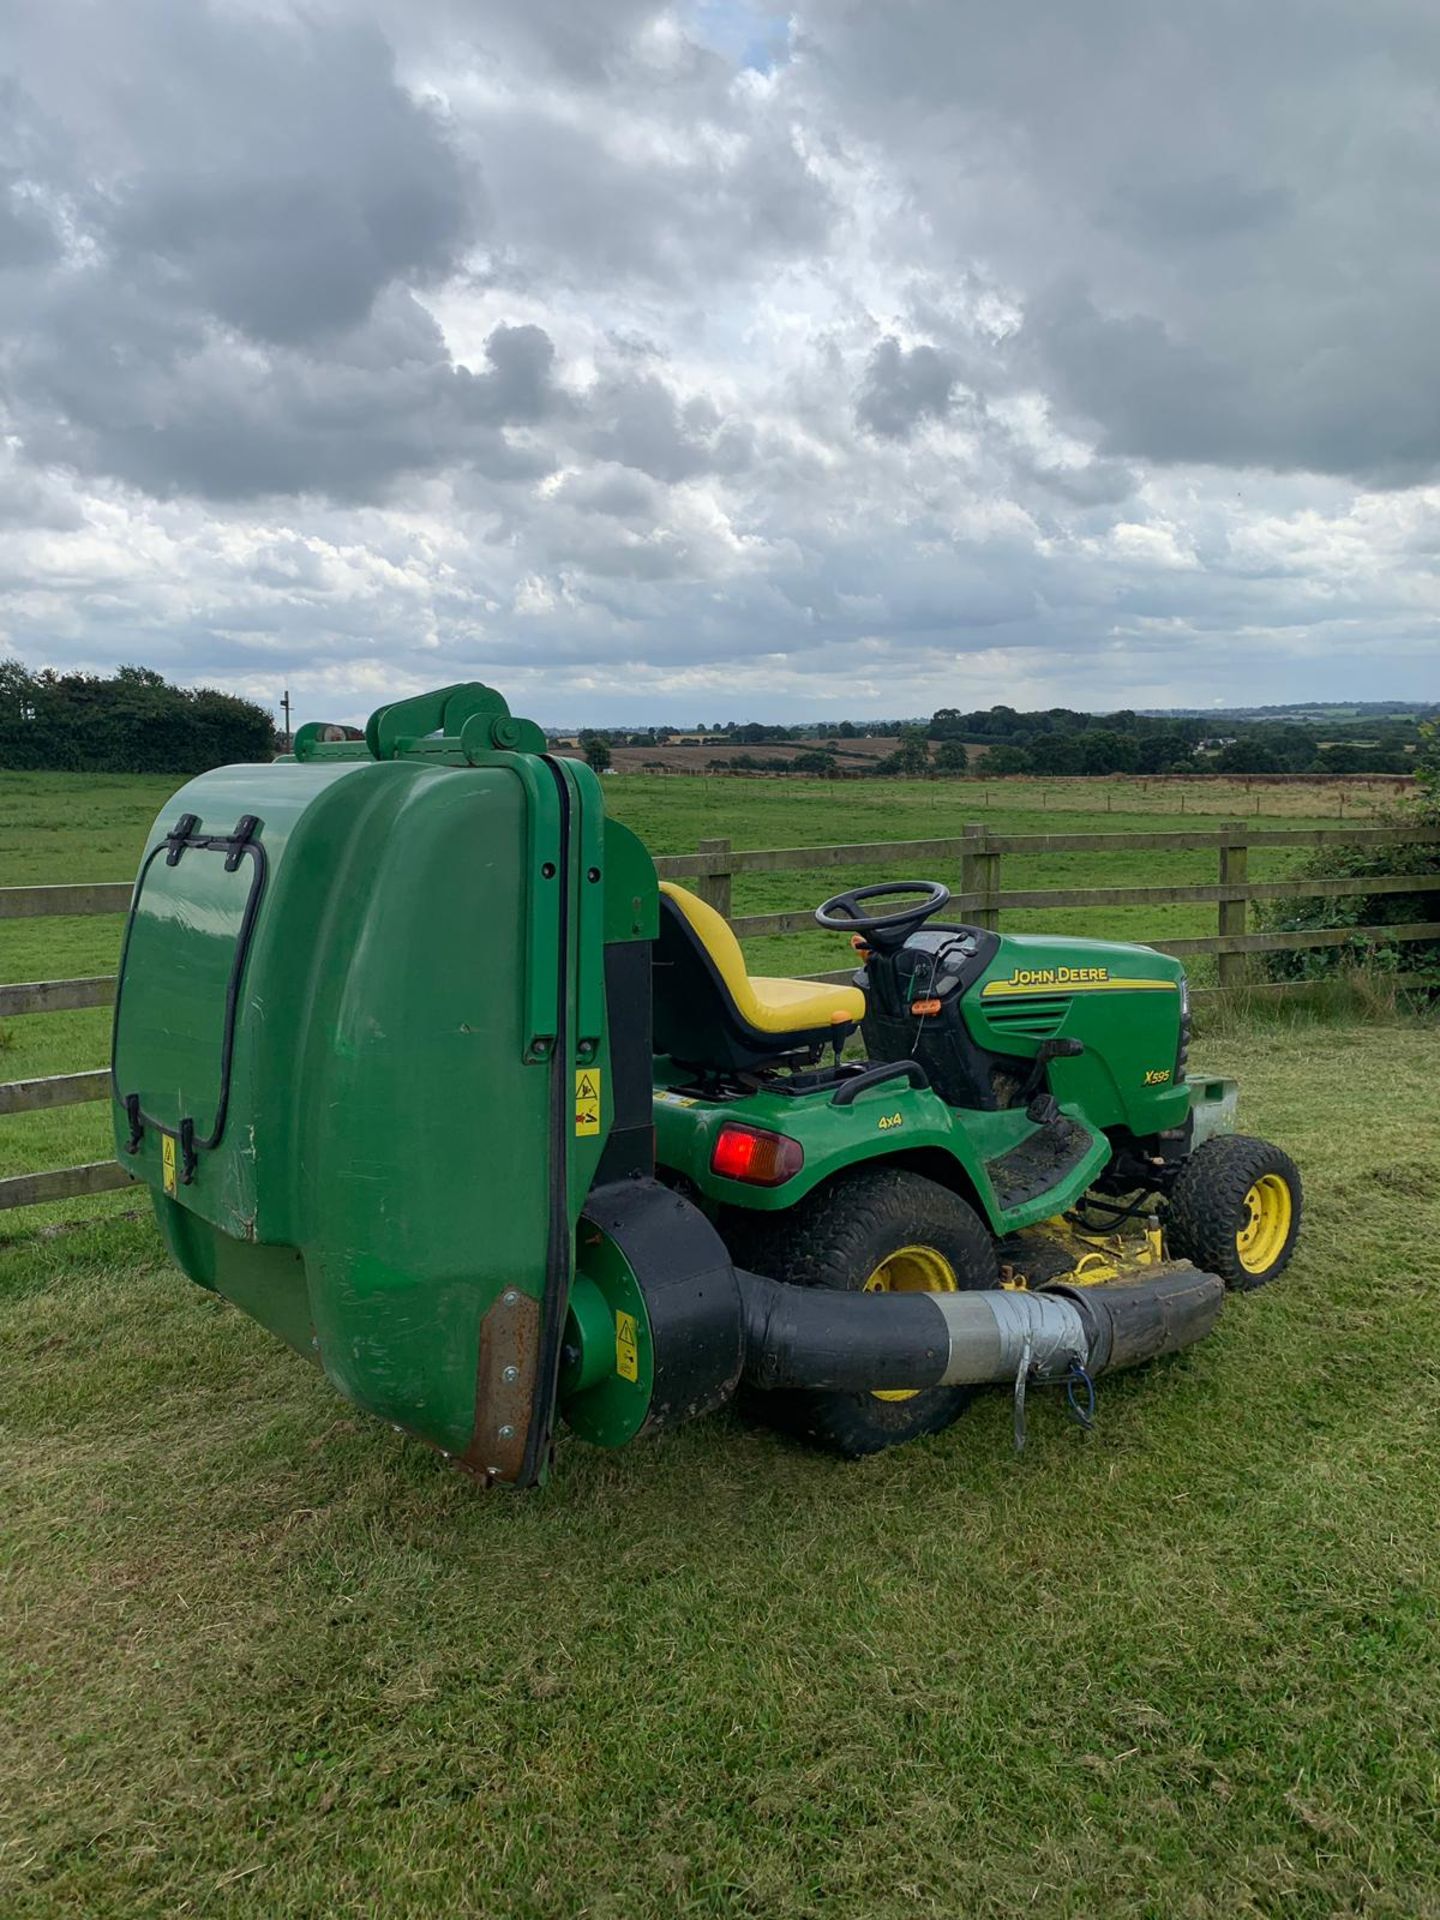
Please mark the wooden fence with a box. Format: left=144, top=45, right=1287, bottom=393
left=3, top=821, right=1437, bottom=1214
left=0, top=879, right=133, bottom=1214
left=652, top=821, right=1440, bottom=991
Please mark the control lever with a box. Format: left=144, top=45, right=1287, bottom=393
left=1020, top=1036, right=1085, bottom=1124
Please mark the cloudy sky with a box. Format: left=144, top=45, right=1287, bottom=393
left=1, top=0, right=1437, bottom=726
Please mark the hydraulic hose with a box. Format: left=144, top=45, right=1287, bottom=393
left=735, top=1260, right=1223, bottom=1396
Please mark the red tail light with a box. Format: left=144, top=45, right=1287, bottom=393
left=710, top=1123, right=805, bottom=1187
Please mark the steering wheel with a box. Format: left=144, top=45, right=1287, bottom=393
left=814, top=879, right=950, bottom=948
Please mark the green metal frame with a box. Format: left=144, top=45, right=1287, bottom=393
left=656, top=1072, right=1237, bottom=1235
left=653, top=934, right=1220, bottom=1234
left=654, top=1075, right=1098, bottom=1232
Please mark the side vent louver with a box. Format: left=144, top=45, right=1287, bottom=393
left=984, top=995, right=1070, bottom=1040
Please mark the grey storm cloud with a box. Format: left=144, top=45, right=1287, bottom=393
left=0, top=0, right=1437, bottom=717
left=583, top=374, right=755, bottom=484
left=474, top=105, right=834, bottom=290
left=856, top=338, right=968, bottom=439
left=9, top=284, right=564, bottom=501
left=0, top=0, right=502, bottom=499
left=97, top=14, right=471, bottom=346
left=3, top=2, right=476, bottom=326
left=0, top=0, right=780, bottom=504
left=800, top=0, right=1440, bottom=485
left=0, top=173, right=58, bottom=271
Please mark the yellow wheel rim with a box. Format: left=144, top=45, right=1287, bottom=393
left=1236, top=1174, right=1292, bottom=1276
left=863, top=1244, right=957, bottom=1401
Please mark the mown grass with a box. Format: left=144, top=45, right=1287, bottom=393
left=4, top=1018, right=1440, bottom=1918
left=0, top=767, right=1363, bottom=1212
left=2, top=767, right=1439, bottom=1914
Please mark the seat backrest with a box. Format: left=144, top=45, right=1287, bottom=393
left=653, top=883, right=775, bottom=1069
left=654, top=882, right=862, bottom=1071
left=652, top=883, right=744, bottom=1065
left=659, top=882, right=752, bottom=1002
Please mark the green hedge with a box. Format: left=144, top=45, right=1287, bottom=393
left=1259, top=723, right=1440, bottom=984
left=0, top=661, right=275, bottom=774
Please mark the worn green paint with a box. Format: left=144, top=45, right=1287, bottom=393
left=600, top=818, right=661, bottom=944
left=112, top=846, right=256, bottom=1143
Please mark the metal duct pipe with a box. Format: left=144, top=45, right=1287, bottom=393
left=736, top=1261, right=1223, bottom=1397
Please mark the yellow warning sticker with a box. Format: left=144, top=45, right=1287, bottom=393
left=161, top=1133, right=177, bottom=1197
left=574, top=1067, right=602, bottom=1136
left=615, top=1309, right=639, bottom=1383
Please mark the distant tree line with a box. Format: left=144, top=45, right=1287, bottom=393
left=574, top=702, right=1427, bottom=780
left=927, top=706, right=1419, bottom=776
left=0, top=661, right=276, bottom=774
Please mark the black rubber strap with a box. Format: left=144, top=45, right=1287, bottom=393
left=112, top=814, right=267, bottom=1164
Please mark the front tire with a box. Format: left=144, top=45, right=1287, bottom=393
left=730, top=1167, right=999, bottom=1457
left=1166, top=1133, right=1302, bottom=1290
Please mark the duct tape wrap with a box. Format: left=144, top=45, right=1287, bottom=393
left=931, top=1289, right=1090, bottom=1387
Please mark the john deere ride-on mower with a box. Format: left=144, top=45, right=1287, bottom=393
left=110, top=684, right=1301, bottom=1486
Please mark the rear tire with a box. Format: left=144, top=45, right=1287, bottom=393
left=727, top=1167, right=999, bottom=1458
left=1166, top=1133, right=1302, bottom=1291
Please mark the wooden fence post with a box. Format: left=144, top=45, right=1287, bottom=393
left=961, top=824, right=1001, bottom=931
left=1218, top=821, right=1249, bottom=991
left=695, top=837, right=733, bottom=918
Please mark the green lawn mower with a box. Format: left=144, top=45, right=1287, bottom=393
left=110, top=683, right=1302, bottom=1486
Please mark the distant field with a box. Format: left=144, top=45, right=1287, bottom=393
left=0, top=765, right=1382, bottom=1218
left=602, top=735, right=912, bottom=773
left=594, top=734, right=1414, bottom=786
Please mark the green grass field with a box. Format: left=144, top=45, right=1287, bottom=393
left=0, top=767, right=1365, bottom=1208
left=5, top=1022, right=1440, bottom=1917
left=4, top=767, right=1439, bottom=1918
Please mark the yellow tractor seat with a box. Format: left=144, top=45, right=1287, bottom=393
left=653, top=882, right=866, bottom=1071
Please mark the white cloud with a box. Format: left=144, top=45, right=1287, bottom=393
left=0, top=0, right=1436, bottom=724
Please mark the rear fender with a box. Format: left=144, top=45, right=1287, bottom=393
left=654, top=1079, right=1110, bottom=1232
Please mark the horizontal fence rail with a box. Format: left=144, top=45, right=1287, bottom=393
left=0, top=880, right=135, bottom=1214
left=4, top=819, right=1436, bottom=1213
left=653, top=823, right=1440, bottom=881
left=0, top=1161, right=134, bottom=1211
left=0, top=882, right=134, bottom=918
left=0, top=976, right=118, bottom=1018
left=0, top=1069, right=112, bottom=1116
left=655, top=823, right=1440, bottom=997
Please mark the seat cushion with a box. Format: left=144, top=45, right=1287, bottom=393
left=747, top=974, right=866, bottom=1033
left=658, top=882, right=865, bottom=1035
